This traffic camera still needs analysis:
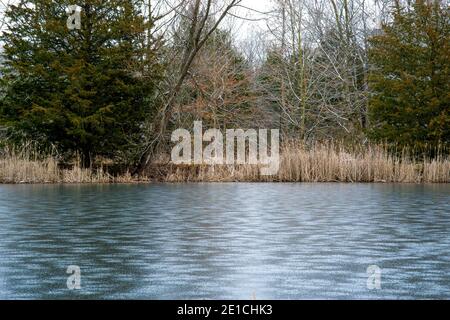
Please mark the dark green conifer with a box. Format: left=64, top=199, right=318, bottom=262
left=368, top=0, right=449, bottom=149
left=0, top=0, right=163, bottom=166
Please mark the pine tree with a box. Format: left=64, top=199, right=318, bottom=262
left=0, top=0, right=163, bottom=167
left=368, top=0, right=449, bottom=149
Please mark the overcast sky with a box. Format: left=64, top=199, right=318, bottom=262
left=229, top=0, right=274, bottom=39
left=0, top=0, right=276, bottom=51
left=0, top=0, right=274, bottom=33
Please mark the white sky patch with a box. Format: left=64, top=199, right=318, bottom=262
left=1, top=0, right=273, bottom=35
left=226, top=0, right=274, bottom=39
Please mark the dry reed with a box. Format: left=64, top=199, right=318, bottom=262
left=0, top=147, right=148, bottom=184
left=163, top=142, right=449, bottom=183
left=1, top=142, right=449, bottom=184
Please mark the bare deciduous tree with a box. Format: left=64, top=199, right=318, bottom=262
left=255, top=0, right=382, bottom=142
left=134, top=0, right=242, bottom=174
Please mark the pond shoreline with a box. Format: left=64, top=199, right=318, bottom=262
left=1, top=181, right=449, bottom=185
left=2, top=142, right=449, bottom=184
left=1, top=166, right=449, bottom=184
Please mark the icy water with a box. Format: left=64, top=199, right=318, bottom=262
left=0, top=183, right=449, bottom=299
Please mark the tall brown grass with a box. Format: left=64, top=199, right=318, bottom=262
left=163, top=142, right=450, bottom=183
left=1, top=142, right=449, bottom=184
left=0, top=147, right=148, bottom=184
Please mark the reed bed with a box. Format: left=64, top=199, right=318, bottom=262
left=0, top=147, right=148, bottom=184
left=163, top=142, right=450, bottom=183
left=1, top=142, right=449, bottom=184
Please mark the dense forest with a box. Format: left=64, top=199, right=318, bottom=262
left=0, top=0, right=449, bottom=182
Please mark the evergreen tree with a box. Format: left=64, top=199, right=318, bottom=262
left=368, top=0, right=449, bottom=149
left=0, top=0, right=163, bottom=167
